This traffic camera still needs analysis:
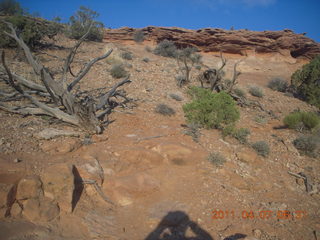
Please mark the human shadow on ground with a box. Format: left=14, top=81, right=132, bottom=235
left=144, top=211, right=213, bottom=240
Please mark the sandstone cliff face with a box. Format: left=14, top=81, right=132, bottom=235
left=104, top=26, right=320, bottom=59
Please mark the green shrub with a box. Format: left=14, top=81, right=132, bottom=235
left=291, top=55, right=320, bottom=107
left=183, top=87, right=240, bottom=129
left=67, top=6, right=104, bottom=42
left=0, top=0, right=23, bottom=15
left=283, top=111, right=320, bottom=131
left=249, top=86, right=264, bottom=98
left=233, top=88, right=246, bottom=98
left=207, top=152, right=226, bottom=167
left=120, top=51, right=133, bottom=60
left=153, top=40, right=177, bottom=58
left=133, top=30, right=144, bottom=43
left=155, top=104, right=176, bottom=116
left=293, top=135, right=320, bottom=158
left=110, top=64, right=128, bottom=78
left=252, top=141, right=270, bottom=157
left=0, top=15, right=62, bottom=49
left=268, top=77, right=288, bottom=92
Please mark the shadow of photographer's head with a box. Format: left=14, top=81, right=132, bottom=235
left=145, top=210, right=213, bottom=240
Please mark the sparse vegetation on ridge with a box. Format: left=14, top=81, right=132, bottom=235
left=133, top=30, right=144, bottom=42
left=153, top=40, right=177, bottom=58
left=67, top=6, right=104, bottom=42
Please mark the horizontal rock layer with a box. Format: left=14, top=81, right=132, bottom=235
left=104, top=26, right=320, bottom=59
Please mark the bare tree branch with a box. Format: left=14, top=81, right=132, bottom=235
left=3, top=21, right=43, bottom=75
left=67, top=49, right=113, bottom=92
left=62, top=24, right=93, bottom=85
left=96, top=77, right=131, bottom=110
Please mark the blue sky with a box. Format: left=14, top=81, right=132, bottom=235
left=19, top=0, right=320, bottom=42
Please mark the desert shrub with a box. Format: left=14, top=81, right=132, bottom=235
left=0, top=15, right=62, bottom=49
left=233, top=128, right=251, bottom=144
left=195, top=65, right=202, bottom=70
left=291, top=55, right=320, bottom=107
left=255, top=115, right=268, bottom=124
left=293, top=135, right=320, bottom=158
left=268, top=77, right=288, bottom=92
left=120, top=51, right=133, bottom=60
left=183, top=123, right=201, bottom=142
left=169, top=93, right=183, bottom=101
left=233, top=88, right=246, bottom=98
left=110, top=64, right=128, bottom=79
left=283, top=111, right=320, bottom=131
left=155, top=104, right=176, bottom=116
left=176, top=47, right=202, bottom=86
left=207, top=152, right=226, bottom=167
left=183, top=87, right=240, bottom=129
left=133, top=30, right=144, bottom=43
left=142, top=57, right=149, bottom=63
left=145, top=46, right=152, bottom=52
left=252, top=141, right=270, bottom=157
left=249, top=85, right=264, bottom=98
left=222, top=125, right=250, bottom=144
left=67, top=6, right=104, bottom=42
left=0, top=0, right=23, bottom=15
left=175, top=75, right=187, bottom=87
left=153, top=40, right=177, bottom=58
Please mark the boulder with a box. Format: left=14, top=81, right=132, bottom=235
left=34, top=128, right=80, bottom=140
left=16, top=175, right=43, bottom=200
left=22, top=197, right=59, bottom=222
left=41, top=163, right=74, bottom=213
left=77, top=155, right=104, bottom=186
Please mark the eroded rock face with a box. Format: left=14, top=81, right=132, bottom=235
left=104, top=27, right=320, bottom=59
left=42, top=163, right=74, bottom=213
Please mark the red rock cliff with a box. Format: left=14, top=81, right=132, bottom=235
left=104, top=26, right=320, bottom=59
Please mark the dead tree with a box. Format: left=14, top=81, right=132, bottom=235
left=0, top=21, right=131, bottom=134
left=198, top=52, right=242, bottom=93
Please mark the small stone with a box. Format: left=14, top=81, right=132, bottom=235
left=296, top=178, right=305, bottom=186
left=0, top=138, right=4, bottom=145
left=253, top=229, right=262, bottom=238
left=6, top=143, right=11, bottom=148
left=13, top=158, right=22, bottom=163
left=10, top=202, right=22, bottom=217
